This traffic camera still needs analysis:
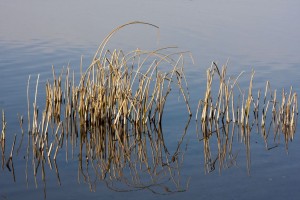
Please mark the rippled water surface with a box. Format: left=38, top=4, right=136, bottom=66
left=1, top=0, right=300, bottom=199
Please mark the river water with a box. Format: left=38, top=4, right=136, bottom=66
left=0, top=0, right=300, bottom=199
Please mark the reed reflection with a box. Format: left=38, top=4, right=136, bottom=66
left=77, top=117, right=190, bottom=193
left=196, top=63, right=298, bottom=174
left=19, top=106, right=190, bottom=198
left=14, top=22, right=191, bottom=198
left=0, top=22, right=298, bottom=199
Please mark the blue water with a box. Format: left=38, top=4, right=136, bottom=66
left=1, top=0, right=300, bottom=199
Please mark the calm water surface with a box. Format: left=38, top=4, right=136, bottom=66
left=1, top=0, right=300, bottom=199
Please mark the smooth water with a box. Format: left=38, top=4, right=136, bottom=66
left=1, top=0, right=300, bottom=199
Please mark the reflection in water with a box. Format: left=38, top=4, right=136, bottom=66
left=0, top=23, right=192, bottom=199
left=1, top=61, right=296, bottom=198
left=0, top=23, right=299, bottom=199
left=18, top=114, right=189, bottom=199
left=1, top=111, right=16, bottom=183
left=196, top=62, right=298, bottom=174
left=77, top=117, right=190, bottom=193
left=1, top=110, right=6, bottom=170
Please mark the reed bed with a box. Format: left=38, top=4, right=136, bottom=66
left=0, top=22, right=298, bottom=196
left=22, top=65, right=189, bottom=194
left=13, top=22, right=191, bottom=195
left=196, top=62, right=298, bottom=174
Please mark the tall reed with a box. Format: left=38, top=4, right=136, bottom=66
left=18, top=22, right=191, bottom=194
left=196, top=62, right=298, bottom=174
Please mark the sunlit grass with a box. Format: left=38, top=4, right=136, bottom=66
left=196, top=62, right=298, bottom=174
left=0, top=22, right=298, bottom=196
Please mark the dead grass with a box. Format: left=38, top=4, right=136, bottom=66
left=196, top=62, right=298, bottom=174
left=0, top=22, right=298, bottom=194
left=18, top=22, right=191, bottom=194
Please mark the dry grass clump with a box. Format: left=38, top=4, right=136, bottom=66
left=78, top=46, right=191, bottom=126
left=196, top=62, right=298, bottom=174
left=1, top=22, right=298, bottom=195
left=1, top=110, right=6, bottom=169
left=17, top=22, right=191, bottom=194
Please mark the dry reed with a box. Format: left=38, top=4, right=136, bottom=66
left=1, top=110, right=6, bottom=169
left=196, top=62, right=298, bottom=174
left=1, top=22, right=298, bottom=194
left=16, top=22, right=191, bottom=194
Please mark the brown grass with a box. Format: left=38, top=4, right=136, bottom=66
left=0, top=22, right=298, bottom=194
left=196, top=62, right=298, bottom=174
left=19, top=22, right=191, bottom=194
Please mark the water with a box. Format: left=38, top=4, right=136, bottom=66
left=1, top=0, right=300, bottom=199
